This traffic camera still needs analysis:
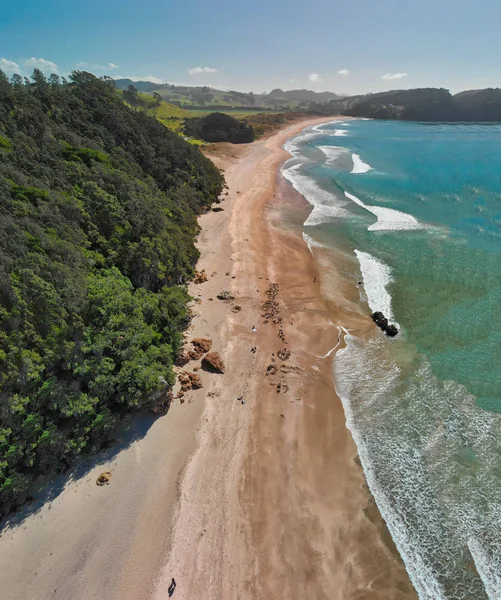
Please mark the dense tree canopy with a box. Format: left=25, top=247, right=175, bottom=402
left=183, top=112, right=255, bottom=143
left=0, top=69, right=224, bottom=515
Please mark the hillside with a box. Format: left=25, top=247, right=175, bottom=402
left=0, top=69, right=223, bottom=515
left=114, top=79, right=340, bottom=110
left=315, top=87, right=501, bottom=121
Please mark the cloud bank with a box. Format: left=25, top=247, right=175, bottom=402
left=76, top=61, right=119, bottom=71
left=0, top=58, right=20, bottom=71
left=338, top=69, right=350, bottom=76
left=188, top=66, right=218, bottom=75
left=309, top=73, right=323, bottom=83
left=25, top=57, right=58, bottom=72
left=381, top=72, right=408, bottom=80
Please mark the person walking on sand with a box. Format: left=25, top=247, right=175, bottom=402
left=168, top=578, right=176, bottom=597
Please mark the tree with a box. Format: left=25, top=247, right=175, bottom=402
left=123, top=84, right=140, bottom=109
left=152, top=91, right=162, bottom=108
left=10, top=73, right=23, bottom=87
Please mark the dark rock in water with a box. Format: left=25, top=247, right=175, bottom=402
left=371, top=311, right=398, bottom=337
left=371, top=311, right=388, bottom=330
left=385, top=324, right=399, bottom=337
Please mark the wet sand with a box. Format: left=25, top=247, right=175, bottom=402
left=0, top=117, right=416, bottom=600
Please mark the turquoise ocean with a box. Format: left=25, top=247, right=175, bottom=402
left=283, top=119, right=501, bottom=599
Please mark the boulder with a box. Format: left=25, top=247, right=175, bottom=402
left=175, top=350, right=191, bottom=366
left=385, top=324, right=399, bottom=337
left=371, top=311, right=388, bottom=329
left=217, top=291, right=235, bottom=301
left=191, top=337, right=212, bottom=354
left=202, top=351, right=225, bottom=373
left=212, top=207, right=224, bottom=212
left=96, top=472, right=112, bottom=486
left=371, top=311, right=399, bottom=337
left=277, top=348, right=291, bottom=361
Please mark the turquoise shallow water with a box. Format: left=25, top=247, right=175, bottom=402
left=283, top=120, right=501, bottom=599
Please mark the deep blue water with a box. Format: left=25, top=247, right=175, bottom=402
left=283, top=119, right=501, bottom=599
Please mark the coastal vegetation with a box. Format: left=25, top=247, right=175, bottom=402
left=315, top=87, right=501, bottom=121
left=0, top=69, right=224, bottom=515
left=183, top=112, right=255, bottom=143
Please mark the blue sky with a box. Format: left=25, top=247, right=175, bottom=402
left=1, top=0, right=500, bottom=94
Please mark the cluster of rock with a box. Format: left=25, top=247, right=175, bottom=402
left=193, top=269, right=208, bottom=284
left=178, top=371, right=203, bottom=392
left=176, top=337, right=213, bottom=365
left=261, top=283, right=282, bottom=326
left=371, top=312, right=399, bottom=337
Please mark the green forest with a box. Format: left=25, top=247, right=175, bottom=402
left=0, top=69, right=224, bottom=515
left=183, top=112, right=255, bottom=143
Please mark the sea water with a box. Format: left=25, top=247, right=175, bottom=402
left=284, top=120, right=501, bottom=599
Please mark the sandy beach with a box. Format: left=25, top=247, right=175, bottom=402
left=0, top=117, right=416, bottom=600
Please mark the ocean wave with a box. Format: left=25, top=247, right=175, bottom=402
left=282, top=164, right=348, bottom=225
left=333, top=129, right=348, bottom=137
left=344, top=191, right=424, bottom=231
left=351, top=153, right=373, bottom=174
left=302, top=232, right=326, bottom=254
left=334, top=334, right=496, bottom=599
left=318, top=145, right=348, bottom=164
left=354, top=250, right=396, bottom=323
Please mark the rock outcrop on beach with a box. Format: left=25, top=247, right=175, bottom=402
left=193, top=269, right=209, bottom=284
left=202, top=351, right=225, bottom=373
left=96, top=472, right=112, bottom=486
left=372, top=311, right=399, bottom=337
left=178, top=371, right=203, bottom=391
left=190, top=337, right=213, bottom=356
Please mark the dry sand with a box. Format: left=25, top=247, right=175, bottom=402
left=0, top=117, right=416, bottom=600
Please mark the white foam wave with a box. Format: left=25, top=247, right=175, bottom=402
left=318, top=145, right=348, bottom=164
left=334, top=332, right=499, bottom=599
left=282, top=164, right=348, bottom=225
left=344, top=191, right=424, bottom=231
left=351, top=153, right=373, bottom=174
left=354, top=250, right=395, bottom=322
left=302, top=232, right=326, bottom=254
left=333, top=129, right=348, bottom=136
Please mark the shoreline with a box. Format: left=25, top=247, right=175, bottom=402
left=154, top=117, right=417, bottom=599
left=0, top=117, right=416, bottom=600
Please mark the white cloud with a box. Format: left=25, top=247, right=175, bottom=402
left=25, top=57, right=58, bottom=72
left=113, top=75, right=165, bottom=84
left=381, top=72, right=408, bottom=80
left=309, top=73, right=323, bottom=83
left=338, top=69, right=350, bottom=76
left=188, top=66, right=218, bottom=75
left=0, top=58, right=20, bottom=71
left=76, top=61, right=119, bottom=71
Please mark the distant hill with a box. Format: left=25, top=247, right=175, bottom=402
left=267, top=88, right=339, bottom=103
left=114, top=79, right=341, bottom=110
left=114, top=78, right=164, bottom=92
left=316, top=87, right=501, bottom=121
